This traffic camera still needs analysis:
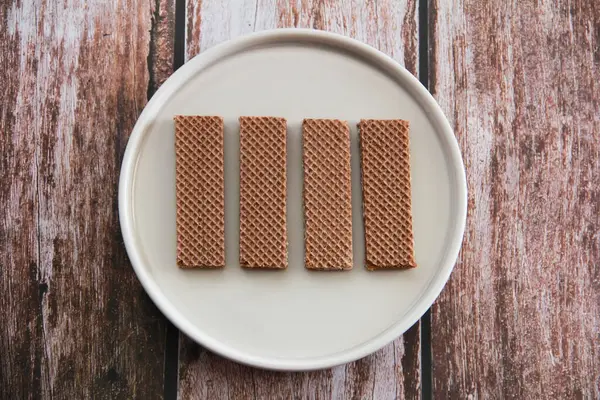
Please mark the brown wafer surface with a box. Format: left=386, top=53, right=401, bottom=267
left=175, top=115, right=225, bottom=268
left=359, top=119, right=417, bottom=270
left=239, top=116, right=287, bottom=269
left=302, top=119, right=353, bottom=270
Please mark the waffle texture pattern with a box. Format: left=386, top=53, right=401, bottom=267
left=239, top=116, right=287, bottom=268
left=174, top=115, right=225, bottom=268
left=359, top=119, right=417, bottom=270
left=302, top=119, right=353, bottom=270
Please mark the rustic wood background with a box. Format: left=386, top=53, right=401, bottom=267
left=430, top=0, right=600, bottom=398
left=0, top=0, right=598, bottom=399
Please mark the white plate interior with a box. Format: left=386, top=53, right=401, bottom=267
left=121, top=30, right=466, bottom=369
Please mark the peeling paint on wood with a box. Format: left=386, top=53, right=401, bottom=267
left=185, top=0, right=418, bottom=68
left=0, top=0, right=174, bottom=398
left=178, top=1, right=421, bottom=399
left=430, top=0, right=600, bottom=398
left=149, top=0, right=177, bottom=95
left=180, top=324, right=420, bottom=399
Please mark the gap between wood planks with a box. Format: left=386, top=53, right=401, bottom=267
left=418, top=1, right=433, bottom=399
left=161, top=1, right=186, bottom=400
left=157, top=0, right=434, bottom=398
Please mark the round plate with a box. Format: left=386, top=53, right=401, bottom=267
left=119, top=29, right=466, bottom=370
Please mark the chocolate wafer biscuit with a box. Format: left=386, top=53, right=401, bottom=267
left=174, top=115, right=225, bottom=268
left=239, top=116, right=287, bottom=269
left=302, top=119, right=353, bottom=270
left=359, top=119, right=417, bottom=270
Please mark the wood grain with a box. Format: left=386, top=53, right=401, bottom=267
left=0, top=0, right=174, bottom=398
left=430, top=0, right=600, bottom=398
left=179, top=322, right=420, bottom=400
left=179, top=1, right=420, bottom=399
left=185, top=0, right=417, bottom=67
left=150, top=0, right=177, bottom=95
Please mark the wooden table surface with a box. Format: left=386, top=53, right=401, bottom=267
left=1, top=0, right=598, bottom=399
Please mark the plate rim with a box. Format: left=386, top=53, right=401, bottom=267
left=119, top=28, right=467, bottom=370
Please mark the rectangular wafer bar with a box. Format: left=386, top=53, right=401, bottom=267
left=359, top=119, right=417, bottom=270
left=302, top=119, right=353, bottom=270
left=174, top=116, right=225, bottom=268
left=239, top=116, right=287, bottom=269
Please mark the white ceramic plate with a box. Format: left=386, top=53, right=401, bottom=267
left=119, top=29, right=466, bottom=370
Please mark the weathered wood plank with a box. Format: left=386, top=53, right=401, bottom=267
left=185, top=0, right=417, bottom=67
left=150, top=0, right=177, bottom=94
left=430, top=0, right=600, bottom=398
left=0, top=0, right=174, bottom=397
left=179, top=1, right=420, bottom=399
left=180, top=325, right=421, bottom=399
